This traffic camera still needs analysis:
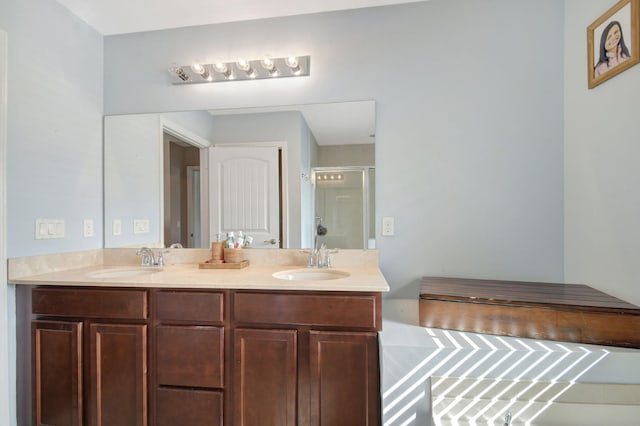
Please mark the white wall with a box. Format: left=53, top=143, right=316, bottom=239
left=104, top=0, right=566, bottom=297
left=564, top=0, right=640, bottom=306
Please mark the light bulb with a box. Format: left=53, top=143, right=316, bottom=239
left=237, top=59, right=250, bottom=71
left=236, top=60, right=256, bottom=78
left=285, top=56, right=301, bottom=75
left=214, top=62, right=228, bottom=73
left=285, top=56, right=298, bottom=68
left=261, top=57, right=275, bottom=70
left=190, top=63, right=205, bottom=75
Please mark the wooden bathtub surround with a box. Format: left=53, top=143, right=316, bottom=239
left=419, top=277, right=640, bottom=348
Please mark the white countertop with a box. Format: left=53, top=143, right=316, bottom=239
left=8, top=249, right=390, bottom=292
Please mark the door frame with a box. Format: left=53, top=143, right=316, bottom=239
left=0, top=28, right=11, bottom=425
left=213, top=141, right=289, bottom=248
left=186, top=166, right=201, bottom=248
left=158, top=118, right=212, bottom=248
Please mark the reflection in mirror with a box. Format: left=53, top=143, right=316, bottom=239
left=103, top=101, right=376, bottom=249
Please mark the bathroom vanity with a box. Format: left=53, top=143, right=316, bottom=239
left=10, top=249, right=389, bottom=426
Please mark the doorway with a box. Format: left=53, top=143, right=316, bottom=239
left=163, top=133, right=201, bottom=248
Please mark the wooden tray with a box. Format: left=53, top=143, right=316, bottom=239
left=199, top=259, right=250, bottom=269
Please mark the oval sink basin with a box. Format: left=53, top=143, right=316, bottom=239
left=273, top=268, right=350, bottom=281
left=88, top=267, right=163, bottom=279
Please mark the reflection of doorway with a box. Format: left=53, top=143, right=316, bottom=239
left=163, top=134, right=201, bottom=248
left=313, top=167, right=375, bottom=249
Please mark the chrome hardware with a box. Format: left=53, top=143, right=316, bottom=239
left=264, top=238, right=278, bottom=245
left=135, top=247, right=166, bottom=267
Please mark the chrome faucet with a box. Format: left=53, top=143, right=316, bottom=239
left=136, top=247, right=164, bottom=267
left=308, top=218, right=330, bottom=267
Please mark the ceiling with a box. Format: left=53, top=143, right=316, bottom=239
left=55, top=0, right=425, bottom=35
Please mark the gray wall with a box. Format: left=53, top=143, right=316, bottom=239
left=104, top=0, right=566, bottom=297
left=564, top=0, right=640, bottom=306
left=1, top=0, right=104, bottom=258
left=0, top=0, right=104, bottom=424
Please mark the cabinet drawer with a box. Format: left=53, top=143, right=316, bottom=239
left=156, top=325, right=224, bottom=388
left=155, top=291, right=223, bottom=323
left=233, top=292, right=381, bottom=330
left=156, top=388, right=223, bottom=426
left=33, top=288, right=147, bottom=319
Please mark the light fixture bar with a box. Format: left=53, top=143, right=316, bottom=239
left=168, top=55, right=310, bottom=84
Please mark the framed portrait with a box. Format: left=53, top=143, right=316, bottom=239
left=587, top=0, right=640, bottom=88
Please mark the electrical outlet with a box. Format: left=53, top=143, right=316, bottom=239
left=382, top=217, right=394, bottom=236
left=113, top=219, right=122, bottom=236
left=83, top=219, right=94, bottom=238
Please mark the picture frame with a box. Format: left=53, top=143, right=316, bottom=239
left=587, top=0, right=640, bottom=89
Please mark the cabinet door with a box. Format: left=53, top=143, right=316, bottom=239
left=233, top=328, right=297, bottom=426
left=32, top=320, right=83, bottom=426
left=88, top=323, right=147, bottom=426
left=309, top=331, right=380, bottom=426
left=156, top=388, right=223, bottom=426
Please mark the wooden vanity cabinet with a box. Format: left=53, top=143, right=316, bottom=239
left=31, top=287, right=382, bottom=426
left=32, top=287, right=148, bottom=426
left=232, top=291, right=382, bottom=426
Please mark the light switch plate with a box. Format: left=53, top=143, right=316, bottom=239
left=382, top=216, right=394, bottom=236
left=35, top=218, right=65, bottom=239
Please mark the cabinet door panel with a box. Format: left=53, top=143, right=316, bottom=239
left=233, top=328, right=297, bottom=426
left=89, top=323, right=147, bottom=426
left=32, top=320, right=83, bottom=426
left=309, top=331, right=379, bottom=426
left=156, top=325, right=224, bottom=388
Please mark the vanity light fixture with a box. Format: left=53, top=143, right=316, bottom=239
left=168, top=55, right=310, bottom=84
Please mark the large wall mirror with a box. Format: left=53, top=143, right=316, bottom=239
left=103, top=101, right=376, bottom=250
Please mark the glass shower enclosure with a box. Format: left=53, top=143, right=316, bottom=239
left=312, top=167, right=375, bottom=249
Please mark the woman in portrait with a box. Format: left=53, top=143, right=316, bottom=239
left=594, top=20, right=631, bottom=77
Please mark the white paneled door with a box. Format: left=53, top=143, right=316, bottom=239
left=209, top=146, right=280, bottom=248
